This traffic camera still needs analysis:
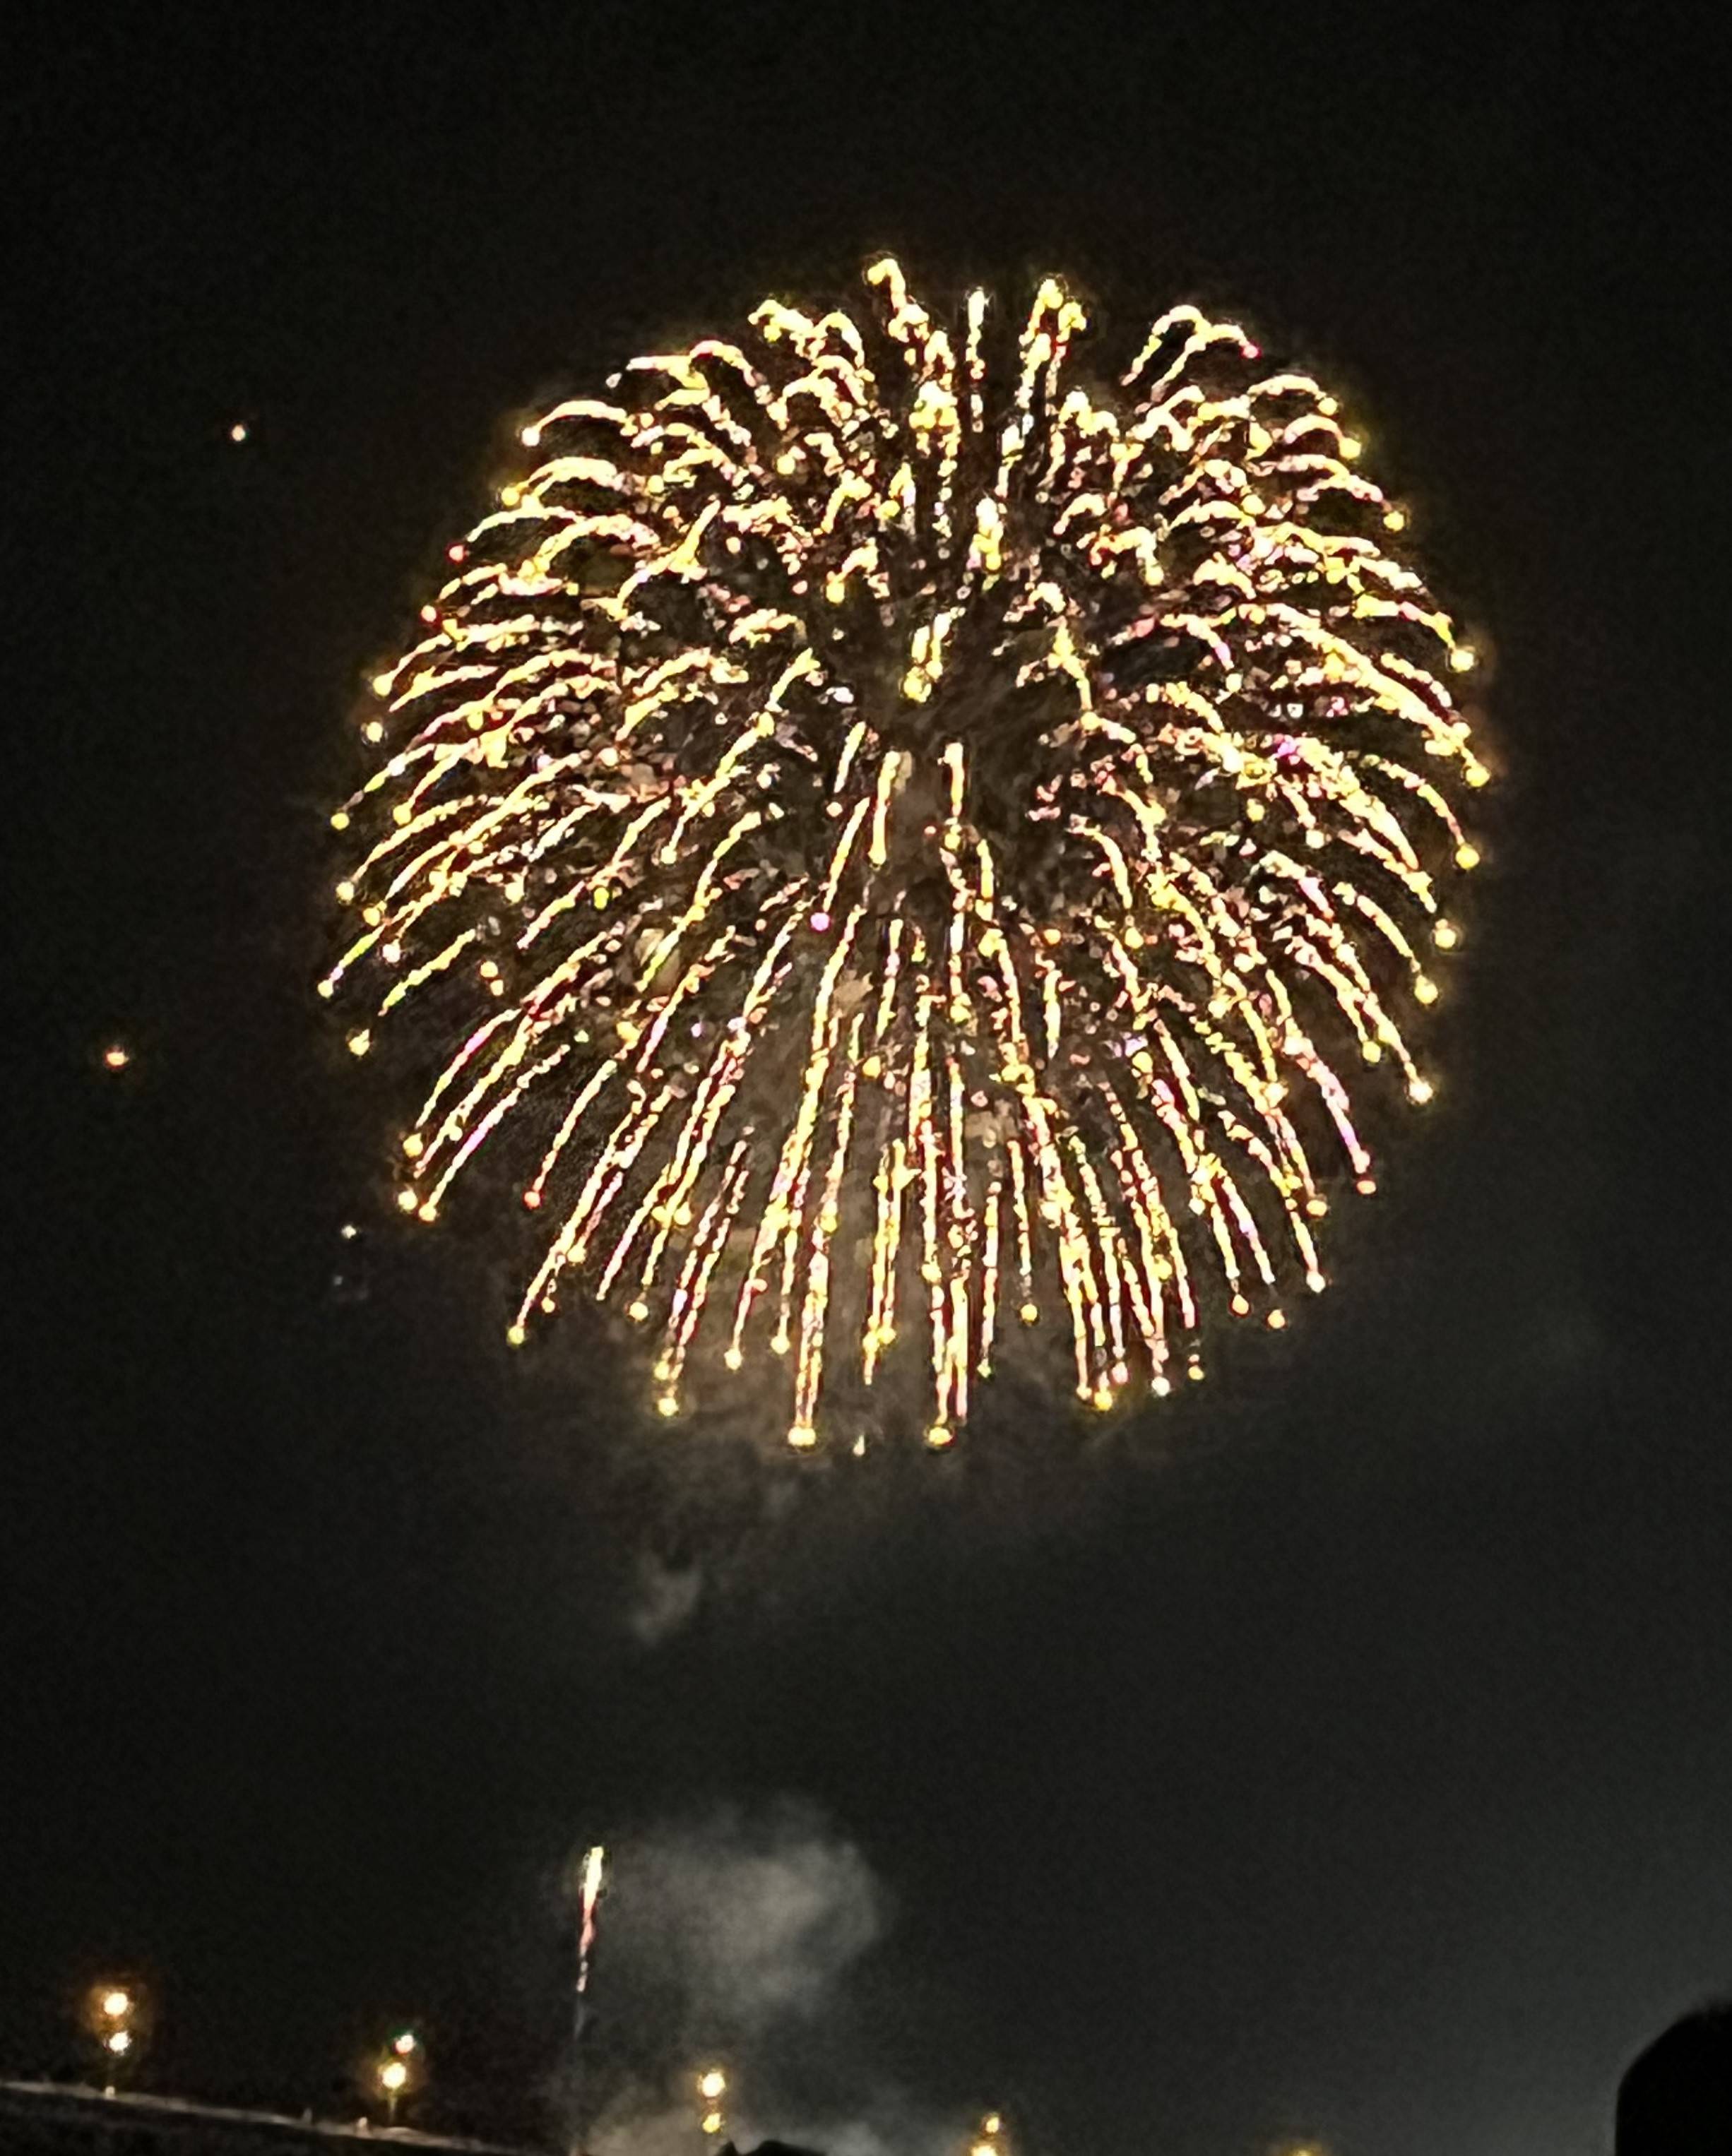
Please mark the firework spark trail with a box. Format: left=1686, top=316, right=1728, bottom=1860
left=327, top=259, right=1488, bottom=1449
left=569, top=1843, right=606, bottom=2156
left=576, top=1844, right=606, bottom=2000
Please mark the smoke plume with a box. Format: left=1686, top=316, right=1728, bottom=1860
left=575, top=1799, right=963, bottom=2156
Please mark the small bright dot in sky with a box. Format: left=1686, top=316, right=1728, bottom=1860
left=102, top=1044, right=130, bottom=1070
left=229, top=421, right=248, bottom=443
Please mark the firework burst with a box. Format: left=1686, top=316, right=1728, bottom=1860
left=325, top=258, right=1487, bottom=1450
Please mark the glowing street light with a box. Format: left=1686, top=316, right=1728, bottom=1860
left=86, top=1981, right=144, bottom=2090
left=971, top=2111, right=1008, bottom=2156
left=374, top=2031, right=422, bottom=2126
left=696, top=2065, right=727, bottom=2140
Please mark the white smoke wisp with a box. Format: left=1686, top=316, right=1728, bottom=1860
left=607, top=1797, right=885, bottom=2039
left=591, top=2096, right=961, bottom=2156
left=624, top=1553, right=705, bottom=1648
left=590, top=2099, right=718, bottom=2156
left=577, top=1800, right=966, bottom=2156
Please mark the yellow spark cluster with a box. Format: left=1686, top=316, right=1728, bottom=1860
left=326, top=259, right=1485, bottom=1450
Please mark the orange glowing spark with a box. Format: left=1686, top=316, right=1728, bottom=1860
left=328, top=259, right=1485, bottom=1449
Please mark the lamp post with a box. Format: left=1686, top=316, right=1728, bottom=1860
left=85, top=1982, right=144, bottom=2092
left=970, top=2111, right=1008, bottom=2156
left=695, top=2066, right=728, bottom=2145
left=374, top=2030, right=421, bottom=2127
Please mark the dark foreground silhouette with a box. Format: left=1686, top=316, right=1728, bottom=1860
left=1618, top=2004, right=1732, bottom=2153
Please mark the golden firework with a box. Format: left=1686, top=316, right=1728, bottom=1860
left=326, top=259, right=1485, bottom=1448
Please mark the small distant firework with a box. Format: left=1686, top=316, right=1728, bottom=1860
left=102, top=1044, right=131, bottom=1071
left=326, top=258, right=1486, bottom=1449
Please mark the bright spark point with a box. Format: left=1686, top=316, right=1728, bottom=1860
left=330, top=260, right=1484, bottom=1451
left=102, top=1045, right=130, bottom=1070
left=229, top=422, right=248, bottom=443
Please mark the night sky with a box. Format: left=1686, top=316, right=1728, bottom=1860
left=9, top=8, right=1731, bottom=2155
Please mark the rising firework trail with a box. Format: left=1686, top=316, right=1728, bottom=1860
left=569, top=1845, right=605, bottom=2155
left=575, top=1843, right=605, bottom=2008
left=326, top=258, right=1488, bottom=1450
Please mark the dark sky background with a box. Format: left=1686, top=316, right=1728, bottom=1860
left=8, top=7, right=1730, bottom=2155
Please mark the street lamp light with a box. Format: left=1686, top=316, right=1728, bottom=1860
left=85, top=1982, right=144, bottom=2091
left=379, top=2057, right=408, bottom=2118
left=971, top=2110, right=1008, bottom=2156
left=374, top=2031, right=422, bottom=2126
left=696, top=2065, right=727, bottom=2142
